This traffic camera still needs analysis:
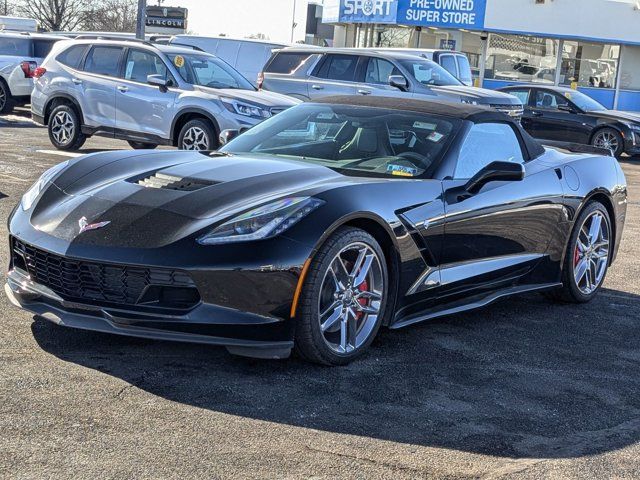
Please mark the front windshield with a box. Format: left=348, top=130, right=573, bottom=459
left=220, top=104, right=460, bottom=178
left=400, top=59, right=462, bottom=86
left=563, top=90, right=607, bottom=112
left=167, top=53, right=255, bottom=90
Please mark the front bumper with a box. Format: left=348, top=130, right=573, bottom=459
left=6, top=268, right=294, bottom=359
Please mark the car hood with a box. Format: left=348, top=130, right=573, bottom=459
left=30, top=151, right=359, bottom=248
left=194, top=86, right=300, bottom=107
left=430, top=85, right=521, bottom=105
left=586, top=109, right=640, bottom=124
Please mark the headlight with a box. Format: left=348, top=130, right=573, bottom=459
left=220, top=97, right=270, bottom=119
left=21, top=160, right=68, bottom=211
left=197, top=197, right=324, bottom=245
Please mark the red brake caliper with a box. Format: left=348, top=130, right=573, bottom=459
left=356, top=280, right=368, bottom=321
left=574, top=245, right=580, bottom=266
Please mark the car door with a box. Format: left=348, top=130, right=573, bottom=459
left=528, top=89, right=591, bottom=143
left=504, top=88, right=535, bottom=131
left=439, top=122, right=564, bottom=295
left=307, top=54, right=359, bottom=99
left=354, top=56, right=406, bottom=97
left=76, top=45, right=124, bottom=129
left=115, top=48, right=178, bottom=140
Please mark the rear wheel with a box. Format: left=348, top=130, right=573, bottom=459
left=128, top=141, right=158, bottom=150
left=592, top=128, right=624, bottom=157
left=0, top=80, right=15, bottom=114
left=48, top=105, right=86, bottom=151
left=553, top=201, right=612, bottom=303
left=295, top=227, right=388, bottom=366
left=178, top=119, right=216, bottom=151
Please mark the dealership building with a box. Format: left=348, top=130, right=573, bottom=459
left=322, top=0, right=640, bottom=111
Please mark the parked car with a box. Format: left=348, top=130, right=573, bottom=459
left=6, top=96, right=626, bottom=365
left=369, top=47, right=474, bottom=86
left=0, top=32, right=63, bottom=114
left=31, top=38, right=298, bottom=151
left=260, top=47, right=523, bottom=119
left=169, top=35, right=289, bottom=86
left=498, top=84, right=640, bottom=157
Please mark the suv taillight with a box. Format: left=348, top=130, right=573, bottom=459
left=20, top=61, right=38, bottom=78
left=257, top=72, right=264, bottom=90
left=33, top=67, right=47, bottom=79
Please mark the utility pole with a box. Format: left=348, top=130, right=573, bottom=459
left=290, top=0, right=297, bottom=43
left=136, top=0, right=146, bottom=40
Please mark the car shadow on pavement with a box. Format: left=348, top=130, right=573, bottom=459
left=31, top=288, right=640, bottom=459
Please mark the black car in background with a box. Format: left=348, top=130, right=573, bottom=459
left=498, top=85, right=640, bottom=157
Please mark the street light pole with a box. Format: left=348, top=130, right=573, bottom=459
left=290, top=0, right=297, bottom=43
left=136, top=0, right=146, bottom=40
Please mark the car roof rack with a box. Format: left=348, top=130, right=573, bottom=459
left=73, top=35, right=154, bottom=46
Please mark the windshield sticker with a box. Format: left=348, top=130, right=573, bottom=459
left=413, top=121, right=437, bottom=130
left=427, top=131, right=444, bottom=143
left=316, top=112, right=336, bottom=120
left=564, top=92, right=573, bottom=100
left=387, top=164, right=418, bottom=177
left=173, top=55, right=185, bottom=68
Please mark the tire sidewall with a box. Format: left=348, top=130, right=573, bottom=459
left=48, top=105, right=83, bottom=150
left=298, top=228, right=389, bottom=365
left=178, top=119, right=216, bottom=151
left=564, top=202, right=612, bottom=302
left=0, top=79, right=13, bottom=114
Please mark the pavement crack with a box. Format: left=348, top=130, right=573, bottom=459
left=114, top=384, right=134, bottom=399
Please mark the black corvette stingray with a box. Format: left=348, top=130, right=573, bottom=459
left=6, top=96, right=627, bottom=365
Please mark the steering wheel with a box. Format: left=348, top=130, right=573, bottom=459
left=396, top=151, right=431, bottom=169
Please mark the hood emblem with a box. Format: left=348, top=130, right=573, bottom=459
left=78, top=216, right=110, bottom=234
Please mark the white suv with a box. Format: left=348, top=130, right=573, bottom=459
left=0, top=32, right=62, bottom=114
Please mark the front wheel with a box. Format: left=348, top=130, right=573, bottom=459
left=48, top=105, right=86, bottom=151
left=295, top=227, right=388, bottom=365
left=177, top=119, right=216, bottom=151
left=592, top=128, right=624, bottom=157
left=553, top=201, right=612, bottom=303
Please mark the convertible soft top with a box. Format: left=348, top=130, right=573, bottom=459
left=314, top=95, right=546, bottom=160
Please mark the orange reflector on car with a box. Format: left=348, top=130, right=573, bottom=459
left=290, top=258, right=312, bottom=319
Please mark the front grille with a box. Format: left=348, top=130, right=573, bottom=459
left=11, top=238, right=198, bottom=308
left=491, top=104, right=524, bottom=120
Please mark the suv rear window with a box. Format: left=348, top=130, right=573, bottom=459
left=57, top=45, right=87, bottom=69
left=33, top=39, right=58, bottom=58
left=265, top=52, right=311, bottom=74
left=0, top=37, right=30, bottom=56
left=315, top=54, right=358, bottom=82
left=83, top=46, right=123, bottom=77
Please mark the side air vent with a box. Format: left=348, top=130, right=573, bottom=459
left=136, top=172, right=216, bottom=191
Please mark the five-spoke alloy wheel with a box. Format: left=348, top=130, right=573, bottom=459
left=178, top=119, right=216, bottom=151
left=592, top=128, right=623, bottom=157
left=47, top=104, right=86, bottom=151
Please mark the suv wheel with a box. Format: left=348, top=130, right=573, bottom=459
left=48, top=105, right=86, bottom=151
left=178, top=119, right=216, bottom=151
left=128, top=141, right=158, bottom=150
left=0, top=80, right=14, bottom=114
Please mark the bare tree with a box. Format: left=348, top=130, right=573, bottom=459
left=2, top=1, right=17, bottom=16
left=17, top=0, right=88, bottom=31
left=83, top=0, right=137, bottom=32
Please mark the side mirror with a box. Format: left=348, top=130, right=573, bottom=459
left=388, top=75, right=408, bottom=92
left=219, top=129, right=240, bottom=146
left=465, top=161, right=524, bottom=194
left=147, top=74, right=170, bottom=89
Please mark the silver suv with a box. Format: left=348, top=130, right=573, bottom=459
left=32, top=38, right=299, bottom=151
left=0, top=32, right=62, bottom=114
left=260, top=48, right=523, bottom=119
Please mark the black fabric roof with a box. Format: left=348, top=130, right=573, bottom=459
left=312, top=95, right=546, bottom=160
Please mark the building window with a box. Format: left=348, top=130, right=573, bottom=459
left=619, top=46, right=640, bottom=91
left=559, top=41, right=619, bottom=89
left=484, top=34, right=558, bottom=84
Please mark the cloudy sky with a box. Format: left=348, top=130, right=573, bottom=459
left=171, top=0, right=311, bottom=43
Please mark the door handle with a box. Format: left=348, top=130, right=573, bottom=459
left=117, top=85, right=129, bottom=93
left=311, top=84, right=324, bottom=90
left=71, top=78, right=82, bottom=85
left=357, top=89, right=372, bottom=95
left=531, top=111, right=543, bottom=117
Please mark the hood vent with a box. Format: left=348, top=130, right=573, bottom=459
left=135, top=172, right=217, bottom=192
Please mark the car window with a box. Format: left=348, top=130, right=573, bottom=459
left=455, top=123, right=524, bottom=179
left=455, top=55, right=473, bottom=85
left=56, top=45, right=87, bottom=69
left=399, top=59, right=462, bottom=86
left=440, top=55, right=458, bottom=77
left=83, top=46, right=123, bottom=77
left=124, top=49, right=169, bottom=83
left=364, top=58, right=399, bottom=84
left=0, top=37, right=30, bottom=56
left=265, top=52, right=312, bottom=74
left=506, top=89, right=530, bottom=105
left=315, top=54, right=358, bottom=82
left=534, top=91, right=569, bottom=110
left=33, top=39, right=57, bottom=58
left=167, top=53, right=254, bottom=90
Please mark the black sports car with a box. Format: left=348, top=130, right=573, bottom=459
left=498, top=85, right=640, bottom=157
left=5, top=96, right=627, bottom=365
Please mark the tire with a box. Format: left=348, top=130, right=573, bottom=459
left=551, top=201, right=612, bottom=303
left=0, top=79, right=15, bottom=114
left=294, top=227, right=389, bottom=366
left=177, top=119, right=216, bottom=151
left=591, top=128, right=624, bottom=157
left=48, top=104, right=86, bottom=151
left=128, top=141, right=158, bottom=150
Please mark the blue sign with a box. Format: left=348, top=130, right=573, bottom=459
left=439, top=39, right=456, bottom=50
left=339, top=0, right=399, bottom=24
left=397, top=0, right=486, bottom=29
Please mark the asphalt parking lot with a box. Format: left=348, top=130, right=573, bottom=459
left=1, top=109, right=640, bottom=479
